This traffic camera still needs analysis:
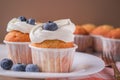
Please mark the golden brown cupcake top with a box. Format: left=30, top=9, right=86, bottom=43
left=91, top=25, right=114, bottom=36
left=4, top=30, right=30, bottom=42
left=81, top=24, right=96, bottom=33
left=74, top=25, right=88, bottom=35
left=31, top=40, right=74, bottom=48
left=104, top=28, right=120, bottom=39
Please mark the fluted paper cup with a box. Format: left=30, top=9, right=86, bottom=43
left=91, top=35, right=103, bottom=53
left=74, top=35, right=93, bottom=53
left=102, top=38, right=120, bottom=61
left=4, top=41, right=32, bottom=64
left=29, top=44, right=77, bottom=73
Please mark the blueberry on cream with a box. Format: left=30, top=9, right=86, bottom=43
left=18, top=16, right=35, bottom=25
left=18, top=16, right=27, bottom=21
left=27, top=18, right=35, bottom=25
left=43, top=21, right=58, bottom=31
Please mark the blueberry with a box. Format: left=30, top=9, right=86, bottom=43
left=27, top=18, right=35, bottom=25
left=43, top=21, right=58, bottom=31
left=0, top=58, right=13, bottom=70
left=18, top=16, right=26, bottom=21
left=25, top=64, right=39, bottom=72
left=48, top=21, right=53, bottom=23
left=11, top=63, right=26, bottom=71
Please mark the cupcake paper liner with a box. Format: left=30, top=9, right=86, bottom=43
left=91, top=35, right=103, bottom=53
left=29, top=44, right=77, bottom=73
left=4, top=41, right=32, bottom=64
left=74, top=35, right=93, bottom=53
left=102, top=38, right=120, bottom=61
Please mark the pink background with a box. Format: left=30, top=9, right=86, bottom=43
left=0, top=0, right=120, bottom=43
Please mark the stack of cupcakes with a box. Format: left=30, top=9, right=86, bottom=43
left=74, top=24, right=95, bottom=53
left=4, top=16, right=36, bottom=64
left=4, top=18, right=77, bottom=73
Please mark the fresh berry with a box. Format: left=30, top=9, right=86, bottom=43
left=18, top=16, right=27, bottom=21
left=43, top=21, right=58, bottom=31
left=25, top=64, right=39, bottom=72
left=11, top=63, right=26, bottom=71
left=27, top=18, right=35, bottom=25
left=0, top=58, right=13, bottom=70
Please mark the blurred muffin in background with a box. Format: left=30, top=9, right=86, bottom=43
left=90, top=24, right=114, bottom=53
left=104, top=28, right=120, bottom=39
left=102, top=28, right=120, bottom=61
left=91, top=25, right=114, bottom=36
left=74, top=25, right=88, bottom=35
left=81, top=24, right=96, bottom=33
left=74, top=25, right=93, bottom=53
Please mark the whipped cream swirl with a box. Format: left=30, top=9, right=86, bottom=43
left=30, top=19, right=75, bottom=43
left=7, top=18, right=35, bottom=33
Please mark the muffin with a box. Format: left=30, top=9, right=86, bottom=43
left=74, top=25, right=93, bottom=53
left=91, top=25, right=114, bottom=53
left=74, top=25, right=88, bottom=35
left=102, top=28, right=120, bottom=61
left=29, top=19, right=77, bottom=73
left=91, top=25, right=114, bottom=36
left=4, top=16, right=37, bottom=64
left=104, top=28, right=120, bottom=39
left=81, top=24, right=96, bottom=33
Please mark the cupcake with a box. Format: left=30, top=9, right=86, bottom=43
left=74, top=25, right=93, bottom=53
left=81, top=24, right=96, bottom=33
left=91, top=25, right=114, bottom=53
left=91, top=25, right=114, bottom=36
left=29, top=19, right=77, bottom=73
left=4, top=16, right=37, bottom=64
left=102, top=28, right=120, bottom=61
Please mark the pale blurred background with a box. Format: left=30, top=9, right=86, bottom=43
left=0, top=0, right=120, bottom=43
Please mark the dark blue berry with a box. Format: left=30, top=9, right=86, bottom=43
left=18, top=16, right=26, bottom=21
left=43, top=21, right=58, bottom=31
left=25, top=64, right=39, bottom=72
left=48, top=21, right=53, bottom=23
left=0, top=58, right=13, bottom=70
left=11, top=63, right=26, bottom=71
left=27, top=18, right=35, bottom=25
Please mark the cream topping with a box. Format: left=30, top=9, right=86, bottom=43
left=7, top=18, right=35, bottom=33
left=30, top=19, right=75, bottom=43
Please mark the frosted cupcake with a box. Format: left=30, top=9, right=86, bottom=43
left=74, top=25, right=93, bottom=53
left=29, top=19, right=77, bottom=73
left=4, top=16, right=37, bottom=64
left=90, top=25, right=114, bottom=53
left=103, top=28, right=120, bottom=61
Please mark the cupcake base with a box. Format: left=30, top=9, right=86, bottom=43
left=29, top=44, right=77, bottom=73
left=4, top=41, right=32, bottom=64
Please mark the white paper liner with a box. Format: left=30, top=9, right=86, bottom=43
left=91, top=35, right=103, bottom=53
left=4, top=41, right=32, bottom=64
left=29, top=44, right=77, bottom=73
left=102, top=37, right=120, bottom=61
left=74, top=35, right=93, bottom=53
